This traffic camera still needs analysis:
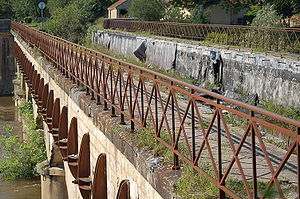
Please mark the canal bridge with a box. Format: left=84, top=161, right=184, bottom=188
left=6, top=20, right=300, bottom=199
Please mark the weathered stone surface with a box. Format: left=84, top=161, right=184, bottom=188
left=93, top=30, right=300, bottom=108
left=0, top=33, right=15, bottom=95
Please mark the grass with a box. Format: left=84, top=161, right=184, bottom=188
left=226, top=179, right=276, bottom=198
left=224, top=114, right=248, bottom=129
left=262, top=100, right=300, bottom=132
left=84, top=43, right=198, bottom=85
left=175, top=166, right=277, bottom=199
left=175, top=164, right=218, bottom=199
left=262, top=100, right=300, bottom=122
left=132, top=127, right=173, bottom=165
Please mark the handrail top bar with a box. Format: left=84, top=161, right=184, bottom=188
left=12, top=21, right=300, bottom=128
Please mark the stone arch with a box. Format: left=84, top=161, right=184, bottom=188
left=92, top=153, right=107, bottom=199
left=116, top=180, right=130, bottom=199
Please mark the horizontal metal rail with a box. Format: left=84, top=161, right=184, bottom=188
left=12, top=21, right=300, bottom=199
left=103, top=19, right=300, bottom=55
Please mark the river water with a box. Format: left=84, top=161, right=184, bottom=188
left=0, top=96, right=41, bottom=199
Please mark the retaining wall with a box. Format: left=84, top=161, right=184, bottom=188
left=93, top=30, right=300, bottom=108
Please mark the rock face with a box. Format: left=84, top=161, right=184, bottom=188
left=92, top=30, right=300, bottom=108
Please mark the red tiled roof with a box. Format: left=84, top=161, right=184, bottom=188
left=108, top=0, right=129, bottom=9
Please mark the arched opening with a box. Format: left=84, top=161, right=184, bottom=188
left=67, top=117, right=78, bottom=179
left=92, top=153, right=107, bottom=199
left=58, top=106, right=68, bottom=160
left=37, top=78, right=44, bottom=109
left=33, top=73, right=40, bottom=101
left=116, top=180, right=130, bottom=199
left=78, top=133, right=91, bottom=199
left=41, top=84, right=49, bottom=119
left=46, top=90, right=54, bottom=128
left=51, top=98, right=60, bottom=142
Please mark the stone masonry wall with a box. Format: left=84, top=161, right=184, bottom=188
left=15, top=34, right=176, bottom=199
left=0, top=33, right=15, bottom=95
left=93, top=30, right=300, bottom=108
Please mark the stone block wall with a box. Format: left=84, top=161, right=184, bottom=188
left=93, top=30, right=300, bottom=108
left=0, top=33, right=15, bottom=95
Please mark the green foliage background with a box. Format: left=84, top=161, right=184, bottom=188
left=128, top=0, right=166, bottom=21
left=0, top=101, right=46, bottom=180
left=41, top=0, right=115, bottom=43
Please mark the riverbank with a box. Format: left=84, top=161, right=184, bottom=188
left=0, top=96, right=42, bottom=198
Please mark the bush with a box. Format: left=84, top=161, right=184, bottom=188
left=41, top=4, right=87, bottom=43
left=0, top=1, right=13, bottom=19
left=84, top=23, right=104, bottom=45
left=164, top=5, right=191, bottom=23
left=128, top=0, right=166, bottom=21
left=251, top=4, right=285, bottom=27
left=244, top=6, right=262, bottom=25
left=42, top=0, right=113, bottom=43
left=0, top=101, right=46, bottom=180
left=190, top=4, right=208, bottom=24
left=206, top=32, right=229, bottom=45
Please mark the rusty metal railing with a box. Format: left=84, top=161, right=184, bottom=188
left=103, top=19, right=300, bottom=54
left=12, top=21, right=300, bottom=199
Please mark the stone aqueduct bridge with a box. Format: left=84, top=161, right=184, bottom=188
left=10, top=21, right=300, bottom=199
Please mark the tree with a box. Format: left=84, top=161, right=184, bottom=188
left=12, top=0, right=40, bottom=22
left=128, top=0, right=166, bottom=21
left=42, top=0, right=115, bottom=43
left=164, top=5, right=192, bottom=23
left=47, top=0, right=71, bottom=15
left=251, top=4, right=284, bottom=27
left=190, top=5, right=208, bottom=24
left=264, top=0, right=300, bottom=18
left=0, top=0, right=13, bottom=19
left=42, top=4, right=86, bottom=43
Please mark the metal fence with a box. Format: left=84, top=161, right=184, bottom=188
left=104, top=19, right=300, bottom=54
left=12, top=21, right=300, bottom=199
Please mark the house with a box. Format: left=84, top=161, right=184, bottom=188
left=108, top=0, right=132, bottom=19
left=206, top=4, right=247, bottom=25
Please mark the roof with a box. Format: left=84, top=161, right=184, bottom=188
left=108, top=0, right=129, bottom=9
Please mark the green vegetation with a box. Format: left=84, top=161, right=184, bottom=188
left=190, top=4, right=208, bottom=24
left=84, top=23, right=104, bottom=44
left=224, top=114, right=247, bottom=129
left=84, top=43, right=198, bottom=85
left=262, top=100, right=300, bottom=131
left=0, top=101, right=46, bottom=180
left=244, top=5, right=262, bottom=25
left=175, top=164, right=218, bottom=199
left=175, top=165, right=277, bottom=199
left=0, top=0, right=13, bottom=19
left=206, top=32, right=229, bottom=45
left=226, top=179, right=276, bottom=198
left=132, top=127, right=173, bottom=164
left=164, top=5, right=191, bottom=23
left=41, top=4, right=87, bottom=43
left=251, top=4, right=285, bottom=27
left=41, top=0, right=114, bottom=43
left=128, top=0, right=166, bottom=21
left=263, top=100, right=300, bottom=122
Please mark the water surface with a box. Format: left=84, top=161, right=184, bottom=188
left=0, top=96, right=41, bottom=199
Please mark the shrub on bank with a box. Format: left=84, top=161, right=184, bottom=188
left=0, top=101, right=46, bottom=180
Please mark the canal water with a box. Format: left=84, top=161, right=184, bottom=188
left=0, top=96, right=41, bottom=199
